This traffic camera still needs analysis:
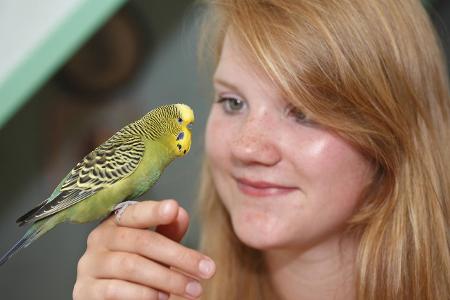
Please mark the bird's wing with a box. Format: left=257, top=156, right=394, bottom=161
left=16, top=132, right=145, bottom=225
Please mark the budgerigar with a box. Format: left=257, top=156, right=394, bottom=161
left=0, top=103, right=194, bottom=265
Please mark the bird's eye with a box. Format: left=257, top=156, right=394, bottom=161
left=216, top=96, right=246, bottom=114
left=178, top=117, right=183, bottom=124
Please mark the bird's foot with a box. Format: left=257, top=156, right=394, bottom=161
left=113, top=201, right=138, bottom=224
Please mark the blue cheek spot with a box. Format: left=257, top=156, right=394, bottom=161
left=176, top=132, right=184, bottom=141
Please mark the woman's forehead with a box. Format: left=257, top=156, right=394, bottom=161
left=214, top=33, right=286, bottom=101
left=214, top=32, right=270, bottom=85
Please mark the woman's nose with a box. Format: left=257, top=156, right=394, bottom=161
left=230, top=115, right=282, bottom=166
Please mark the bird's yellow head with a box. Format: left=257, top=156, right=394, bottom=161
left=172, top=103, right=194, bottom=157
left=140, top=103, right=194, bottom=157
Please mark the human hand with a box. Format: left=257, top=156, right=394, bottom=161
left=73, top=199, right=215, bottom=300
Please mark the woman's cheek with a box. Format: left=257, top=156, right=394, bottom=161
left=205, top=110, right=222, bottom=160
left=205, top=111, right=234, bottom=178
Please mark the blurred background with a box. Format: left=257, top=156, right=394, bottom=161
left=0, top=0, right=448, bottom=299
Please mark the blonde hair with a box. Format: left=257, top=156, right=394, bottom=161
left=197, top=0, right=450, bottom=299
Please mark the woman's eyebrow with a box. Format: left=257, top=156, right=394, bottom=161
left=213, top=77, right=241, bottom=92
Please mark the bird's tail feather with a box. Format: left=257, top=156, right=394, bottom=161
left=0, top=219, right=56, bottom=266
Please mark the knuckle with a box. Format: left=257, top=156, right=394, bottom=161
left=103, top=281, right=120, bottom=300
left=116, top=254, right=137, bottom=273
left=72, top=281, right=83, bottom=300
left=76, top=255, right=89, bottom=275
left=87, top=229, right=102, bottom=248
left=114, top=226, right=131, bottom=242
left=135, top=231, right=153, bottom=251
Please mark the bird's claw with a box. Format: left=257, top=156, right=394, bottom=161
left=113, top=201, right=138, bottom=224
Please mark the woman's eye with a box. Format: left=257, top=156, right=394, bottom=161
left=217, top=96, right=246, bottom=113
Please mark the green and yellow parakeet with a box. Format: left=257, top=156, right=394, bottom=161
left=0, top=103, right=194, bottom=265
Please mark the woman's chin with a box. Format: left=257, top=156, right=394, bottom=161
left=230, top=210, right=291, bottom=250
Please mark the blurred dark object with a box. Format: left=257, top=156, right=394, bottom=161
left=56, top=4, right=149, bottom=98
left=80, top=127, right=115, bottom=158
left=424, top=0, right=444, bottom=9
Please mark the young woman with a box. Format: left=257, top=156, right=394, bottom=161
left=73, top=0, right=450, bottom=299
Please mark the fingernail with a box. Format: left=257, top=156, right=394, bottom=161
left=158, top=291, right=169, bottom=300
left=199, top=258, right=215, bottom=278
left=185, top=281, right=202, bottom=298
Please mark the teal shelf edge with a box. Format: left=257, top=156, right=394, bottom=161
left=0, top=0, right=127, bottom=129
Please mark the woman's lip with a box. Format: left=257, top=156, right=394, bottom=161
left=236, top=178, right=298, bottom=197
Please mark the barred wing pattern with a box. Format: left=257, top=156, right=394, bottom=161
left=17, top=130, right=145, bottom=225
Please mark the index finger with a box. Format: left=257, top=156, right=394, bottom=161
left=104, top=200, right=179, bottom=229
left=156, top=206, right=190, bottom=242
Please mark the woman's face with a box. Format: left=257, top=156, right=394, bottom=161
left=205, top=33, right=373, bottom=251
